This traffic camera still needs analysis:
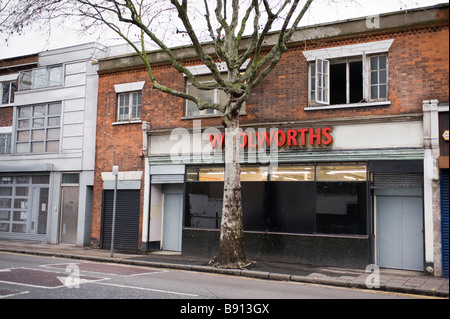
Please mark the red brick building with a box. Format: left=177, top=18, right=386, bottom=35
left=92, top=4, right=449, bottom=276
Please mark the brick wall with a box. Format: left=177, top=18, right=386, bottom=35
left=0, top=54, right=38, bottom=76
left=91, top=19, right=449, bottom=248
left=0, top=107, right=13, bottom=127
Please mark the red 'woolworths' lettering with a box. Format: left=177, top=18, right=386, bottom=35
left=209, top=127, right=333, bottom=149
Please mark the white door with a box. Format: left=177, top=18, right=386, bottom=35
left=162, top=193, right=183, bottom=251
left=377, top=196, right=424, bottom=270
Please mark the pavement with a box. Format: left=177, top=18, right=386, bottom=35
left=0, top=239, right=448, bottom=298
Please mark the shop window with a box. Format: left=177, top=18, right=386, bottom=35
left=185, top=163, right=368, bottom=236
left=315, top=182, right=367, bottom=235
left=270, top=166, right=314, bottom=181
left=186, top=165, right=314, bottom=182
left=316, top=165, right=367, bottom=181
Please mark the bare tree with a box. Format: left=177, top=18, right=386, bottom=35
left=1, top=0, right=313, bottom=268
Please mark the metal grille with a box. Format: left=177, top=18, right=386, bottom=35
left=38, top=188, right=49, bottom=234
left=371, top=173, right=423, bottom=189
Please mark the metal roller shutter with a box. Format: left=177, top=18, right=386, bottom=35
left=441, top=170, right=449, bottom=278
left=101, top=190, right=140, bottom=252
left=371, top=173, right=423, bottom=189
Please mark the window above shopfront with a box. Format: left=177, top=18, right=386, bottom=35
left=18, top=65, right=63, bottom=91
left=113, top=81, right=145, bottom=123
left=15, top=102, right=61, bottom=154
left=303, top=40, right=393, bottom=110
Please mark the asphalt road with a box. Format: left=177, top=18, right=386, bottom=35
left=0, top=252, right=437, bottom=312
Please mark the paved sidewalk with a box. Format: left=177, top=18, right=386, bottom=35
left=0, top=240, right=448, bottom=298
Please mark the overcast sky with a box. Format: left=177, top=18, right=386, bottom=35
left=0, top=0, right=447, bottom=59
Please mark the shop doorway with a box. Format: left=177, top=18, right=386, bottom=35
left=376, top=195, right=424, bottom=271
left=162, top=184, right=183, bottom=252
left=60, top=186, right=79, bottom=244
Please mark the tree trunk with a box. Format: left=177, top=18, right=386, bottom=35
left=210, top=111, right=249, bottom=268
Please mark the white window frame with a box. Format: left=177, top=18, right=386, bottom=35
left=0, top=74, right=18, bottom=107
left=15, top=103, right=61, bottom=154
left=368, top=54, right=389, bottom=102
left=303, top=39, right=393, bottom=110
left=117, top=91, right=142, bottom=121
left=0, top=133, right=12, bottom=155
left=113, top=81, right=145, bottom=123
left=1, top=81, right=16, bottom=105
left=315, top=58, right=330, bottom=105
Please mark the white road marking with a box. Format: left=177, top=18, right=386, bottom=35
left=0, top=290, right=29, bottom=299
left=91, top=281, right=199, bottom=297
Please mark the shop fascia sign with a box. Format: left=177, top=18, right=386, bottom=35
left=209, top=127, right=333, bottom=149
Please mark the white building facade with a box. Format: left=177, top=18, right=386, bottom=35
left=0, top=43, right=106, bottom=245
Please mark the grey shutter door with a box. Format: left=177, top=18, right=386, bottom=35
left=101, top=190, right=140, bottom=251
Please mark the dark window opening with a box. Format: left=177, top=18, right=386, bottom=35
left=349, top=61, right=363, bottom=103
left=329, top=61, right=363, bottom=105
left=330, top=63, right=346, bottom=105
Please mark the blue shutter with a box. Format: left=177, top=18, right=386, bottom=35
left=441, top=170, right=449, bottom=278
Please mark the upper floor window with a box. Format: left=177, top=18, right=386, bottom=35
left=186, top=74, right=229, bottom=117
left=369, top=55, right=388, bottom=100
left=309, top=54, right=387, bottom=106
left=303, top=39, right=393, bottom=108
left=15, top=103, right=61, bottom=154
left=117, top=92, right=142, bottom=121
left=1, top=81, right=16, bottom=105
left=0, top=133, right=11, bottom=154
left=18, top=65, right=63, bottom=91
left=184, top=61, right=250, bottom=118
left=113, top=81, right=145, bottom=123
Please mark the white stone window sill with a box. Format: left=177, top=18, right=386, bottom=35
left=305, top=101, right=391, bottom=111
left=112, top=120, right=142, bottom=125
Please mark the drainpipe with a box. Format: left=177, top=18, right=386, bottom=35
left=141, top=121, right=151, bottom=252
